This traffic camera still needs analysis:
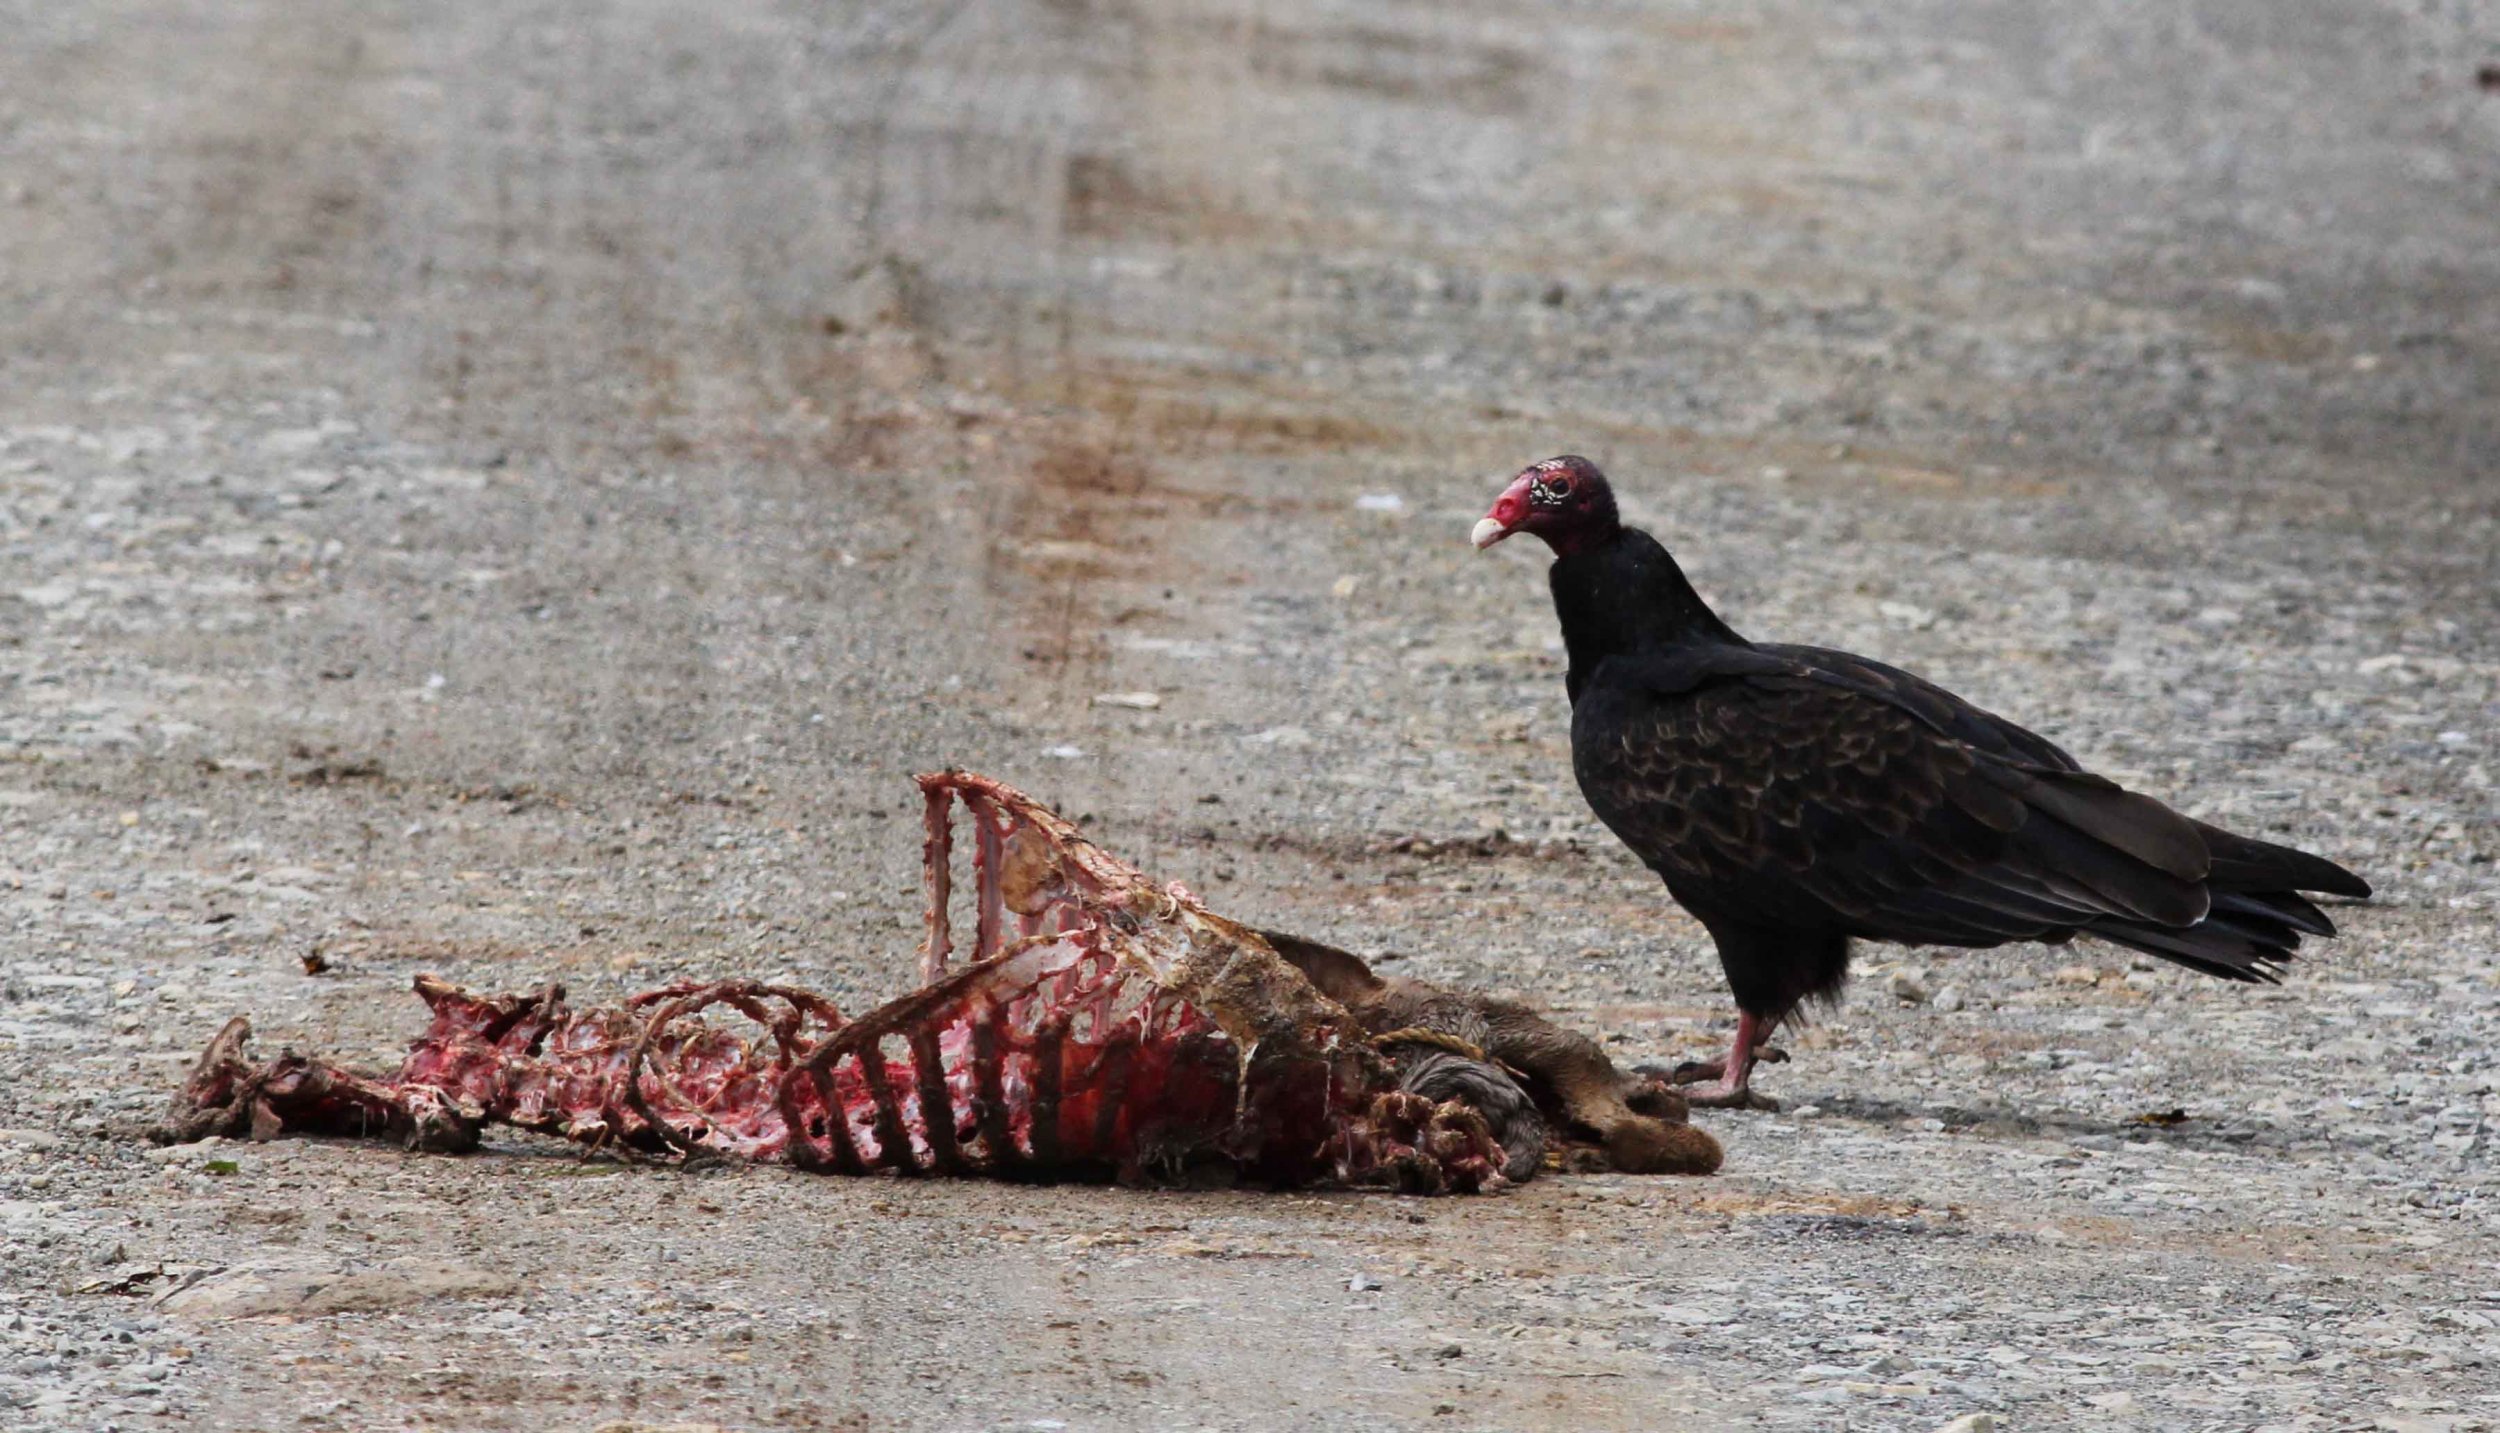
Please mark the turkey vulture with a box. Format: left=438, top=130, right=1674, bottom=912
left=1471, top=455, right=2369, bottom=1110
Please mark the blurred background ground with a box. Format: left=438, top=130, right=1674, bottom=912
left=1, top=1, right=2497, bottom=1428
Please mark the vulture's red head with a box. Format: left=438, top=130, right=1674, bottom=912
left=1470, top=455, right=1621, bottom=557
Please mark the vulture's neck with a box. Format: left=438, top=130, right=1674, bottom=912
left=1549, top=527, right=1747, bottom=700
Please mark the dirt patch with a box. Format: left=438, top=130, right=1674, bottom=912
left=1064, top=153, right=1270, bottom=246
left=1233, top=19, right=1534, bottom=113
left=159, top=1258, right=520, bottom=1321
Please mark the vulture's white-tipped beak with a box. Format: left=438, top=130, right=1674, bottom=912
left=1470, top=516, right=1509, bottom=550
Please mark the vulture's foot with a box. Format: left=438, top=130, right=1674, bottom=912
left=1638, top=1010, right=1787, bottom=1113
left=1677, top=1080, right=1782, bottom=1113
left=1651, top=1045, right=1788, bottom=1086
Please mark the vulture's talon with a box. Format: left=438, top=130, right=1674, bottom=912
left=1639, top=1042, right=1787, bottom=1088
left=1682, top=1084, right=1782, bottom=1113
left=1632, top=1058, right=1711, bottom=1086
left=1664, top=1059, right=1722, bottom=1086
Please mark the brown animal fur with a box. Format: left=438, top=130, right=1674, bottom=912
left=1258, top=930, right=1723, bottom=1178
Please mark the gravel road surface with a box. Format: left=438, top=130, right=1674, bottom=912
left=3, top=2, right=2497, bottom=1429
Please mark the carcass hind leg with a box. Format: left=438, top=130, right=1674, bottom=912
left=1472, top=998, right=1723, bottom=1175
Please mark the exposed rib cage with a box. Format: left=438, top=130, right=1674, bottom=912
left=162, top=771, right=1510, bottom=1193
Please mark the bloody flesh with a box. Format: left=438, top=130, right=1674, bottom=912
left=163, top=771, right=1510, bottom=1193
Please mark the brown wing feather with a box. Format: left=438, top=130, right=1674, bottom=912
left=1572, top=667, right=2211, bottom=943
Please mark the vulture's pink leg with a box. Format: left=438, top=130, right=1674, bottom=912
left=1665, top=1011, right=1785, bottom=1112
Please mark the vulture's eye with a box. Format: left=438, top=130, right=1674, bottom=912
left=1534, top=475, right=1572, bottom=503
